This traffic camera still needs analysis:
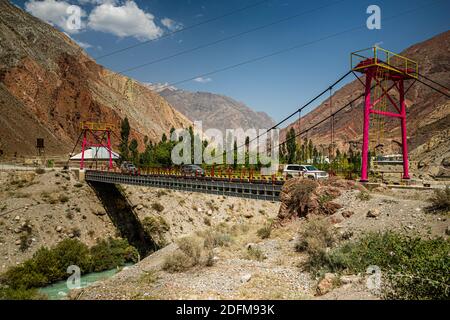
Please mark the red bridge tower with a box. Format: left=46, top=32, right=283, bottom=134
left=351, top=47, right=418, bottom=182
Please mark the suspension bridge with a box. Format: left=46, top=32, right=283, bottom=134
left=71, top=47, right=449, bottom=201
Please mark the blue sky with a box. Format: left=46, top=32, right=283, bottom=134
left=12, top=0, right=450, bottom=123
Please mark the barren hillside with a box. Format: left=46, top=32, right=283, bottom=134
left=0, top=1, right=191, bottom=157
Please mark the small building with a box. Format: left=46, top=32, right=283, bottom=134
left=70, top=147, right=120, bottom=169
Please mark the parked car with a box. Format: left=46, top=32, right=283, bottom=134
left=283, top=164, right=329, bottom=180
left=120, top=162, right=137, bottom=174
left=181, top=164, right=205, bottom=176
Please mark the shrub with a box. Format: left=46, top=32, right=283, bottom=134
left=162, top=251, right=192, bottom=273
left=177, top=237, right=202, bottom=265
left=0, top=237, right=140, bottom=295
left=206, top=201, right=219, bottom=212
left=162, top=236, right=206, bottom=273
left=19, top=220, right=33, bottom=252
left=295, top=218, right=336, bottom=275
left=142, top=216, right=170, bottom=249
left=203, top=217, right=211, bottom=226
left=35, top=168, right=45, bottom=175
left=71, top=228, right=81, bottom=238
left=66, top=211, right=74, bottom=220
left=151, top=202, right=164, bottom=213
left=13, top=192, right=30, bottom=199
left=156, top=190, right=168, bottom=197
left=318, top=194, right=334, bottom=205
left=201, top=230, right=232, bottom=249
left=257, top=223, right=272, bottom=239
left=356, top=191, right=371, bottom=201
left=90, top=237, right=139, bottom=272
left=138, top=271, right=158, bottom=284
left=59, top=195, right=69, bottom=203
left=19, top=234, right=32, bottom=252
left=0, top=286, right=47, bottom=300
left=245, top=247, right=266, bottom=261
left=316, top=232, right=450, bottom=300
left=427, top=186, right=450, bottom=213
left=287, top=180, right=317, bottom=212
left=53, top=239, right=92, bottom=274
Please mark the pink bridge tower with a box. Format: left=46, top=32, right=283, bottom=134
left=351, top=47, right=418, bottom=182
left=79, top=122, right=114, bottom=170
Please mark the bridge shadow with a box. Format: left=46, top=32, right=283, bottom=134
left=88, top=181, right=157, bottom=258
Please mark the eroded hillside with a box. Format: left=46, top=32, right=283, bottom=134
left=0, top=1, right=191, bottom=157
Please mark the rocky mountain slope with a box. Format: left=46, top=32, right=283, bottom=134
left=281, top=31, right=450, bottom=177
left=149, top=84, right=275, bottom=132
left=0, top=1, right=191, bottom=157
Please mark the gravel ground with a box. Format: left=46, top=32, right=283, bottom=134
left=74, top=184, right=449, bottom=300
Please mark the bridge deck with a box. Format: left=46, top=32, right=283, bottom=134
left=85, top=170, right=283, bottom=202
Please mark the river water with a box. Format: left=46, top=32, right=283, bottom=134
left=39, top=265, right=131, bottom=300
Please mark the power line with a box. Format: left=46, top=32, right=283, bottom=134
left=94, top=0, right=272, bottom=60
left=211, top=70, right=353, bottom=163
left=278, top=90, right=367, bottom=148
left=138, top=0, right=444, bottom=91
left=119, top=0, right=444, bottom=163
left=418, top=73, right=450, bottom=92
left=107, top=0, right=445, bottom=161
left=278, top=72, right=450, bottom=149
left=415, top=73, right=450, bottom=98
left=115, top=0, right=346, bottom=75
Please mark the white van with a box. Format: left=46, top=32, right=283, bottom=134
left=283, top=164, right=329, bottom=180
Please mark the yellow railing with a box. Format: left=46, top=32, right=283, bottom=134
left=80, top=122, right=114, bottom=131
left=351, top=47, right=418, bottom=79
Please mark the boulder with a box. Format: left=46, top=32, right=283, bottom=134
left=278, top=178, right=344, bottom=220
left=55, top=226, right=63, bottom=232
left=243, top=212, right=253, bottom=219
left=342, top=210, right=355, bottom=218
left=366, top=209, right=381, bottom=218
left=240, top=273, right=252, bottom=283
left=316, top=273, right=337, bottom=296
left=340, top=275, right=360, bottom=285
left=328, top=214, right=344, bottom=224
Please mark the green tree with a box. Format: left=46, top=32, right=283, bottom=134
left=286, top=128, right=297, bottom=164
left=308, top=139, right=314, bottom=163
left=119, top=117, right=130, bottom=161
left=129, top=139, right=139, bottom=164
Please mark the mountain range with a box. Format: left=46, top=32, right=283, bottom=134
left=147, top=84, right=275, bottom=133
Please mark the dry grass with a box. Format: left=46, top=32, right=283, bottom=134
left=151, top=202, right=164, bottom=213
left=162, top=236, right=212, bottom=273
left=356, top=191, right=371, bottom=201
left=244, top=246, right=266, bottom=261
left=427, top=186, right=450, bottom=214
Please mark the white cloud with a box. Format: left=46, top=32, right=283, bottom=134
left=161, top=18, right=183, bottom=32
left=193, top=77, right=212, bottom=83
left=374, top=41, right=384, bottom=47
left=25, top=0, right=86, bottom=34
left=87, top=1, right=163, bottom=41
left=77, top=0, right=117, bottom=4
left=75, top=40, right=92, bottom=49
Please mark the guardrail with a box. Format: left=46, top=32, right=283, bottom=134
left=85, top=170, right=283, bottom=202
